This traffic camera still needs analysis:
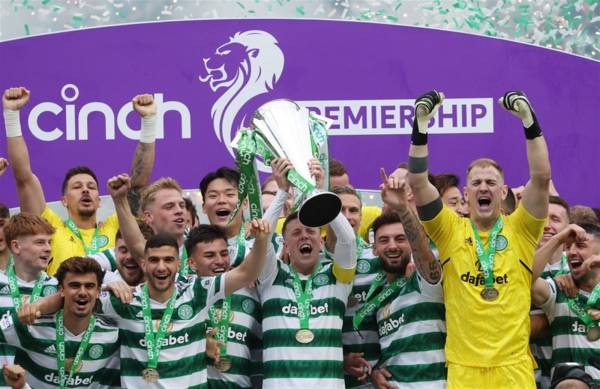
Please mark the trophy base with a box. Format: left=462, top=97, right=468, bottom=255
left=298, top=191, right=342, bottom=227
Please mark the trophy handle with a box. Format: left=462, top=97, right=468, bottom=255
left=298, top=191, right=342, bottom=227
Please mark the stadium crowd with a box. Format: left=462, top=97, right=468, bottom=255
left=0, top=86, right=599, bottom=389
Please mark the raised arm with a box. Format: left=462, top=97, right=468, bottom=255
left=407, top=91, right=444, bottom=220
left=499, top=92, right=551, bottom=219
left=107, top=174, right=146, bottom=261
left=2, top=88, right=46, bottom=214
left=532, top=224, right=586, bottom=282
left=225, top=218, right=272, bottom=295
left=127, top=94, right=157, bottom=216
left=381, top=168, right=441, bottom=283
left=263, top=158, right=292, bottom=230
left=0, top=158, right=8, bottom=177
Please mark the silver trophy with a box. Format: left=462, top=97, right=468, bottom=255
left=252, top=99, right=341, bottom=227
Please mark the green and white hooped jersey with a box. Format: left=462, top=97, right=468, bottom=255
left=0, top=270, right=58, bottom=389
left=531, top=259, right=564, bottom=389
left=257, top=260, right=352, bottom=389
left=88, top=249, right=118, bottom=273
left=376, top=272, right=446, bottom=389
left=100, top=275, right=225, bottom=388
left=343, top=247, right=381, bottom=389
left=541, top=278, right=600, bottom=381
left=207, top=287, right=262, bottom=389
left=0, top=311, right=120, bottom=388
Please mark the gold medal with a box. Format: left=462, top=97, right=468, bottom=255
left=64, top=358, right=82, bottom=374
left=295, top=329, right=315, bottom=344
left=587, top=326, right=600, bottom=341
left=348, top=297, right=359, bottom=308
left=142, top=368, right=160, bottom=383
left=214, top=357, right=232, bottom=372
left=481, top=287, right=499, bottom=301
left=214, top=308, right=234, bottom=322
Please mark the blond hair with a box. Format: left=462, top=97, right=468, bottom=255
left=140, top=177, right=183, bottom=211
left=466, top=158, right=504, bottom=181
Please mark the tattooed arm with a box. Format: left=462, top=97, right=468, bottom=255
left=381, top=168, right=441, bottom=283
left=128, top=94, right=157, bottom=216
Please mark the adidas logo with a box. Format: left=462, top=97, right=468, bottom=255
left=0, top=285, right=10, bottom=294
left=136, top=311, right=144, bottom=318
left=44, top=344, right=57, bottom=355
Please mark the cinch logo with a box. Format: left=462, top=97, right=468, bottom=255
left=44, top=372, right=93, bottom=386
left=460, top=270, right=508, bottom=287
left=139, top=333, right=190, bottom=347
left=207, top=326, right=248, bottom=343
left=26, top=84, right=190, bottom=141
left=281, top=302, right=329, bottom=316
left=378, top=313, right=405, bottom=337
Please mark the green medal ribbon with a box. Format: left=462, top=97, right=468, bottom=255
left=470, top=217, right=504, bottom=289
left=567, top=296, right=595, bottom=328
left=308, top=112, right=330, bottom=191
left=56, top=310, right=96, bottom=389
left=208, top=295, right=233, bottom=360
left=289, top=264, right=322, bottom=331
left=353, top=274, right=408, bottom=331
left=229, top=130, right=263, bottom=224
left=556, top=252, right=570, bottom=276
left=65, top=219, right=101, bottom=255
left=6, top=257, right=46, bottom=310
left=178, top=245, right=190, bottom=278
left=141, top=284, right=177, bottom=372
left=231, top=224, right=246, bottom=268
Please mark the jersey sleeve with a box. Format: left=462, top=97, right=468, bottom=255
left=508, top=203, right=546, bottom=265
left=421, top=204, right=460, bottom=253
left=89, top=250, right=118, bottom=272
left=539, top=278, right=558, bottom=323
left=41, top=206, right=63, bottom=229
left=193, top=274, right=226, bottom=308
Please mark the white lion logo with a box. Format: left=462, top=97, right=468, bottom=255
left=199, top=30, right=284, bottom=159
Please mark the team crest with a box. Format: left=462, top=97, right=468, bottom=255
left=95, top=235, right=109, bottom=248
left=242, top=299, right=255, bottom=314
left=313, top=274, right=329, bottom=287
left=43, top=285, right=58, bottom=296
left=177, top=304, right=193, bottom=320
left=88, top=344, right=103, bottom=359
left=357, top=260, right=371, bottom=274
left=495, top=235, right=508, bottom=251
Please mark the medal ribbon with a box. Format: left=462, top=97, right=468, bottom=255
left=65, top=219, right=101, bottom=255
left=229, top=130, right=263, bottom=224
left=230, top=224, right=246, bottom=268
left=208, top=295, right=233, bottom=360
left=308, top=112, right=330, bottom=191
left=556, top=252, right=570, bottom=276
left=178, top=245, right=190, bottom=278
left=141, top=284, right=177, bottom=370
left=7, top=256, right=46, bottom=310
left=56, top=310, right=96, bottom=389
left=353, top=276, right=408, bottom=331
left=289, top=264, right=322, bottom=331
left=471, top=217, right=504, bottom=290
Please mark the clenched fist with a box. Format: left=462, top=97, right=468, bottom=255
left=2, top=87, right=30, bottom=111
left=132, top=94, right=157, bottom=117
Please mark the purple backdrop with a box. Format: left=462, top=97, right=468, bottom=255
left=0, top=19, right=598, bottom=207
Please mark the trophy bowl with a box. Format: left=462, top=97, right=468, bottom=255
left=298, top=191, right=342, bottom=228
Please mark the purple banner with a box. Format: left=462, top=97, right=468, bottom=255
left=0, top=20, right=598, bottom=207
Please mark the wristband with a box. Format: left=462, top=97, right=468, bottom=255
left=3, top=109, right=22, bottom=138
left=524, top=121, right=542, bottom=140
left=140, top=115, right=157, bottom=143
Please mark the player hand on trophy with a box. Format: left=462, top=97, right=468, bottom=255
left=271, top=158, right=293, bottom=192
left=308, top=158, right=325, bottom=190
left=132, top=94, right=157, bottom=117
left=498, top=91, right=535, bottom=128
left=414, top=90, right=444, bottom=128
left=2, top=87, right=30, bottom=111
left=248, top=218, right=272, bottom=242
left=107, top=173, right=132, bottom=199
left=379, top=168, right=409, bottom=211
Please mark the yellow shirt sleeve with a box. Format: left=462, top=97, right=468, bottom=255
left=507, top=203, right=546, bottom=266
left=358, top=206, right=382, bottom=242
left=421, top=204, right=460, bottom=253
left=41, top=206, right=63, bottom=229
left=332, top=262, right=356, bottom=284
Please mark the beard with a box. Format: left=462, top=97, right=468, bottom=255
left=78, top=207, right=96, bottom=218
left=380, top=254, right=411, bottom=276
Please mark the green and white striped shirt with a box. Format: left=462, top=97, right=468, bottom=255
left=0, top=311, right=119, bottom=388
left=258, top=260, right=352, bottom=389
left=100, top=275, right=225, bottom=388
left=207, top=287, right=262, bottom=389
left=376, top=271, right=446, bottom=388
left=0, top=270, right=58, bottom=389
left=343, top=247, right=381, bottom=389
left=540, top=277, right=600, bottom=381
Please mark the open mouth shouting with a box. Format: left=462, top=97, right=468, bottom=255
left=298, top=242, right=313, bottom=257
left=215, top=208, right=231, bottom=223
left=73, top=296, right=91, bottom=313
